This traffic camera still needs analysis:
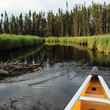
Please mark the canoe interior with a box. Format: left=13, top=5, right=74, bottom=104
left=71, top=76, right=110, bottom=110
left=81, top=76, right=108, bottom=98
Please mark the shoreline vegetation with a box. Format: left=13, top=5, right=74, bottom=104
left=0, top=34, right=110, bottom=55
left=45, top=34, right=110, bottom=54
left=0, top=34, right=110, bottom=54
left=0, top=34, right=43, bottom=50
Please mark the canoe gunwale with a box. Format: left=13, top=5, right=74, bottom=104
left=98, top=75, right=110, bottom=98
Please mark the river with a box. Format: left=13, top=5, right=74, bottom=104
left=0, top=46, right=110, bottom=110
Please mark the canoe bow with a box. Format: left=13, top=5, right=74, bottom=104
left=64, top=68, right=110, bottom=110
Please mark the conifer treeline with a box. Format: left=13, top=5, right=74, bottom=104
left=0, top=3, right=110, bottom=37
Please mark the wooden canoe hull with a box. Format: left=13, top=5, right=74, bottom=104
left=64, top=75, right=110, bottom=110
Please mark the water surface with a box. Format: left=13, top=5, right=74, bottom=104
left=0, top=45, right=110, bottom=110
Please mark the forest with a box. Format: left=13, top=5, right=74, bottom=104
left=0, top=2, right=110, bottom=37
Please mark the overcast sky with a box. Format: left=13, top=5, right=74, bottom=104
left=0, top=0, right=110, bottom=14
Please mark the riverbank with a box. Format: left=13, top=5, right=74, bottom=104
left=0, top=34, right=43, bottom=50
left=1, top=34, right=110, bottom=54
left=45, top=34, right=110, bottom=54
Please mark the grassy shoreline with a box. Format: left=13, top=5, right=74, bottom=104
left=0, top=34, right=43, bottom=50
left=45, top=34, right=110, bottom=54
left=0, top=34, right=110, bottom=54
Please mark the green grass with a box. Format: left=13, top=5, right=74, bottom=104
left=44, top=34, right=110, bottom=54
left=1, top=34, right=110, bottom=54
left=0, top=34, right=43, bottom=50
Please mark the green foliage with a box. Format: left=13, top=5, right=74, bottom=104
left=0, top=34, right=43, bottom=50
left=44, top=34, right=110, bottom=54
left=0, top=3, right=110, bottom=36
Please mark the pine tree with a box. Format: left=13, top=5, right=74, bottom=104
left=4, top=11, right=9, bottom=33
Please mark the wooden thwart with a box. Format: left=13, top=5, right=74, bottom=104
left=80, top=96, right=110, bottom=104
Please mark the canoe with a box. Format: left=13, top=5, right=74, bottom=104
left=64, top=72, right=110, bottom=110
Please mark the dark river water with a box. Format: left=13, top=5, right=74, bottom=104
left=0, top=45, right=110, bottom=110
